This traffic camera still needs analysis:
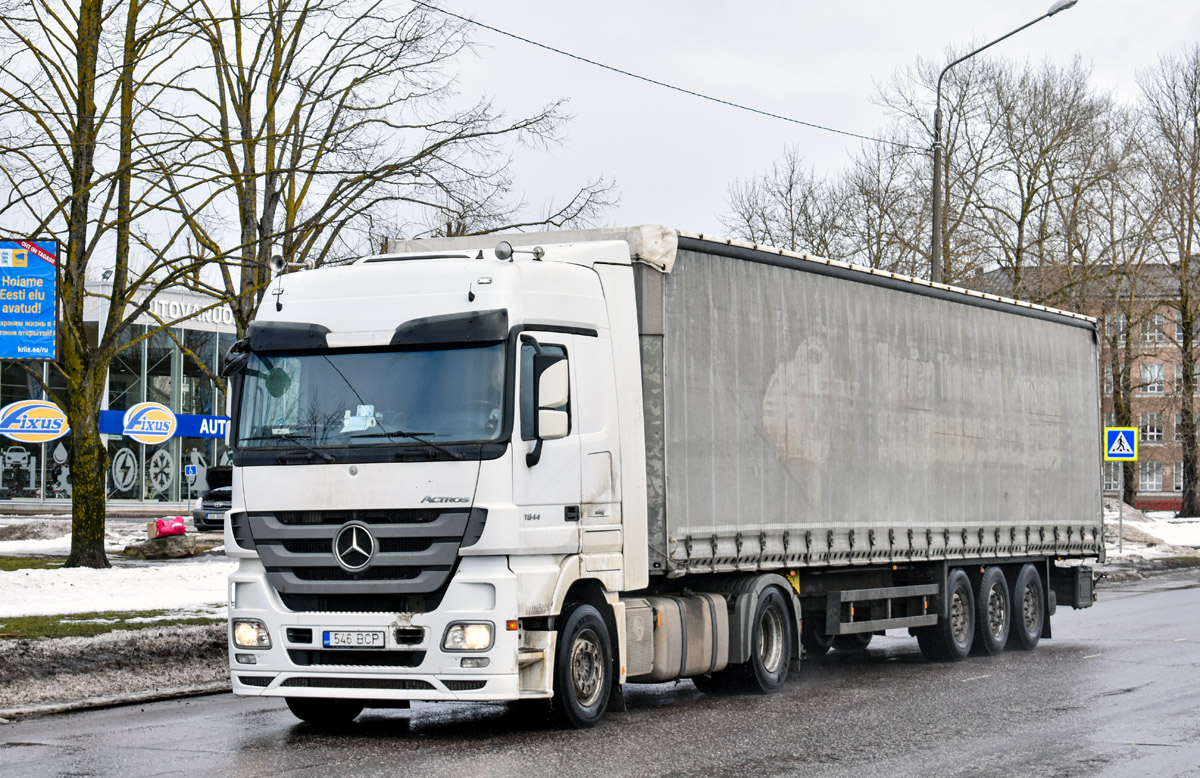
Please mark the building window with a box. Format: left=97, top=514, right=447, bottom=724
left=1175, top=462, right=1184, bottom=492
left=1104, top=411, right=1116, bottom=429
left=1141, top=413, right=1163, bottom=442
left=1107, top=313, right=1127, bottom=346
left=1144, top=314, right=1165, bottom=344
left=1104, top=462, right=1121, bottom=491
left=1140, top=461, right=1163, bottom=492
left=1142, top=363, right=1164, bottom=394
left=1103, top=364, right=1114, bottom=395
left=1176, top=412, right=1183, bottom=441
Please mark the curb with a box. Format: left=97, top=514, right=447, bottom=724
left=0, top=681, right=230, bottom=723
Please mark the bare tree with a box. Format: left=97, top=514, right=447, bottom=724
left=168, top=0, right=612, bottom=336
left=1140, top=45, right=1200, bottom=516
left=720, top=147, right=847, bottom=259
left=0, top=0, right=220, bottom=567
left=876, top=52, right=1002, bottom=283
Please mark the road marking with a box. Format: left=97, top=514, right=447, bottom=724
left=1083, top=653, right=1102, bottom=659
left=960, top=674, right=991, bottom=682
left=1174, top=638, right=1186, bottom=642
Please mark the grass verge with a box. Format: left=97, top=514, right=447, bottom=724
left=0, top=556, right=65, bottom=571
left=0, top=611, right=223, bottom=640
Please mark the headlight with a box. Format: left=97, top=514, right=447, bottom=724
left=233, top=619, right=272, bottom=649
left=442, top=622, right=493, bottom=651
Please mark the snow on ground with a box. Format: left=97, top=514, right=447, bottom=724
left=0, top=556, right=235, bottom=618
left=1103, top=498, right=1200, bottom=560
left=0, top=517, right=155, bottom=557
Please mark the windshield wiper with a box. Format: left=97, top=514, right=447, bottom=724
left=241, top=433, right=335, bottom=463
left=348, top=429, right=463, bottom=461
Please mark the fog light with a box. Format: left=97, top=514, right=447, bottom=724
left=233, top=619, right=271, bottom=649
left=235, top=653, right=258, bottom=665
left=461, top=657, right=490, bottom=669
left=443, top=622, right=493, bottom=651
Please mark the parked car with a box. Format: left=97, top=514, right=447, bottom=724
left=193, top=486, right=231, bottom=532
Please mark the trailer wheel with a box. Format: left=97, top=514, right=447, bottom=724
left=832, top=633, right=873, bottom=652
left=1006, top=564, right=1044, bottom=651
left=972, top=567, right=1010, bottom=656
left=801, top=614, right=834, bottom=657
left=746, top=587, right=792, bottom=693
left=285, top=697, right=364, bottom=724
left=916, top=567, right=975, bottom=661
left=552, top=603, right=612, bottom=728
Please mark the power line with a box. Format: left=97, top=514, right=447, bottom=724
left=414, top=1, right=922, bottom=152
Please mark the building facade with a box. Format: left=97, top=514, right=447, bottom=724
left=0, top=284, right=236, bottom=504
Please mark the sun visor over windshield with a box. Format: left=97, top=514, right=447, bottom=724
left=247, top=321, right=331, bottom=351
left=391, top=309, right=508, bottom=346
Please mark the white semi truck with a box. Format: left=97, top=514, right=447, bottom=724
left=223, top=225, right=1103, bottom=727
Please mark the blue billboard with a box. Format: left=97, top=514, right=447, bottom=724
left=0, top=239, right=57, bottom=360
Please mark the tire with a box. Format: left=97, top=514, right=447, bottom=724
left=551, top=603, right=612, bottom=729
left=917, top=568, right=975, bottom=662
left=801, top=614, right=834, bottom=658
left=972, top=567, right=1010, bottom=656
left=832, top=633, right=873, bottom=652
left=285, top=697, right=364, bottom=724
left=746, top=587, right=792, bottom=693
left=690, top=668, right=744, bottom=695
left=1007, top=563, right=1045, bottom=651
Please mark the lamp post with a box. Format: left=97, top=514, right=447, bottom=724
left=929, top=0, right=1078, bottom=284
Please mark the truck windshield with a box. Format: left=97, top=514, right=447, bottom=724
left=235, top=343, right=506, bottom=449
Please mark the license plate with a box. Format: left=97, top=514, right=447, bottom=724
left=323, top=630, right=385, bottom=649
left=207, top=513, right=223, bottom=521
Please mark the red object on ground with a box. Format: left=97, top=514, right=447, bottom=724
left=149, top=517, right=187, bottom=538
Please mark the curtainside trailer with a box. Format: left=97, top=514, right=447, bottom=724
left=222, top=225, right=1102, bottom=727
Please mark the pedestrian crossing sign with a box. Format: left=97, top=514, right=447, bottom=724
left=1104, top=427, right=1138, bottom=461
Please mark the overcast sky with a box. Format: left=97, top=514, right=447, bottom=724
left=446, top=1, right=1200, bottom=237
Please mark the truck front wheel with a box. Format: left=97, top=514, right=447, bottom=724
left=285, top=696, right=364, bottom=724
left=552, top=603, right=612, bottom=728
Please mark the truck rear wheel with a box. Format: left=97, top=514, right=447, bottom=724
left=746, top=586, right=792, bottom=693
left=552, top=603, right=612, bottom=728
left=285, top=696, right=364, bottom=724
left=832, top=633, right=873, bottom=652
left=916, top=567, right=975, bottom=661
left=1006, top=564, right=1044, bottom=651
left=973, top=566, right=1010, bottom=656
left=801, top=614, right=834, bottom=657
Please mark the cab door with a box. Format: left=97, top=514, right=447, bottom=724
left=511, top=332, right=581, bottom=554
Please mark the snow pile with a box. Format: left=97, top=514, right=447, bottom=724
left=0, top=518, right=148, bottom=557
left=1103, top=497, right=1200, bottom=559
left=0, top=556, right=236, bottom=618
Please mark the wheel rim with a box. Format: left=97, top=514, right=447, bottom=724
left=950, top=587, right=969, bottom=644
left=570, top=627, right=605, bottom=707
left=1022, top=581, right=1040, bottom=634
left=758, top=604, right=785, bottom=673
left=987, top=582, right=1007, bottom=638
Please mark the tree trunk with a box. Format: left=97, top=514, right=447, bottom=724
left=64, top=348, right=109, bottom=568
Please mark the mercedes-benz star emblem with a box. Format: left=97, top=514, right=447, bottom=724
left=332, top=522, right=376, bottom=572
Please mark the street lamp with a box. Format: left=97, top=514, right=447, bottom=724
left=929, top=0, right=1078, bottom=284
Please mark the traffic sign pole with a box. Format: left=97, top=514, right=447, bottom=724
left=1119, top=462, right=1124, bottom=555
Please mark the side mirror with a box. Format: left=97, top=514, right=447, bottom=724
left=220, top=339, right=249, bottom=377
left=534, top=356, right=568, bottom=440
left=526, top=350, right=568, bottom=467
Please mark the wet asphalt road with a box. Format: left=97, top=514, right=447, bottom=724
left=2, top=571, right=1198, bottom=778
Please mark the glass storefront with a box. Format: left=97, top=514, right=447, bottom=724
left=1, top=306, right=235, bottom=504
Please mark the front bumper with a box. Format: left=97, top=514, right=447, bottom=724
left=227, top=555, right=523, bottom=702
